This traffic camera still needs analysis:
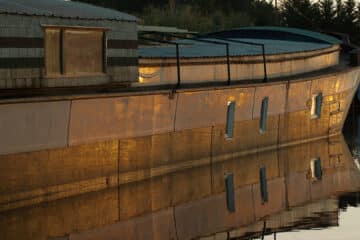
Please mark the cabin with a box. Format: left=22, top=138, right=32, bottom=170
left=0, top=0, right=138, bottom=89
left=138, top=27, right=342, bottom=85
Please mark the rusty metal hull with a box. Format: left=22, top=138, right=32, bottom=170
left=0, top=67, right=360, bottom=239
left=0, top=67, right=359, bottom=155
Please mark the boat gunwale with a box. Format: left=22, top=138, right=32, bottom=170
left=0, top=63, right=359, bottom=105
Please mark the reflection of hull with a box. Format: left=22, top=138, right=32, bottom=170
left=230, top=198, right=339, bottom=240
left=1, top=135, right=360, bottom=240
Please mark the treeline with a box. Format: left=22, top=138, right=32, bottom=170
left=74, top=0, right=277, bottom=31
left=281, top=0, right=360, bottom=39
left=74, top=0, right=271, bottom=14
left=75, top=0, right=360, bottom=43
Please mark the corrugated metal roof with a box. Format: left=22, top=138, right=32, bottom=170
left=138, top=25, right=193, bottom=34
left=139, top=38, right=333, bottom=58
left=239, top=26, right=341, bottom=44
left=0, top=0, right=137, bottom=22
left=206, top=26, right=341, bottom=45
left=139, top=27, right=341, bottom=58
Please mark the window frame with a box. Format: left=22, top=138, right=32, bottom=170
left=310, top=158, right=322, bottom=181
left=42, top=25, right=108, bottom=78
left=259, top=97, right=269, bottom=134
left=311, top=92, right=323, bottom=119
left=225, top=101, right=236, bottom=139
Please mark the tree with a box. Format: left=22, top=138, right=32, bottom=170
left=73, top=0, right=360, bottom=43
left=169, top=0, right=176, bottom=13
left=280, top=0, right=319, bottom=29
left=319, top=0, right=336, bottom=30
left=334, top=0, right=346, bottom=30
left=344, top=0, right=357, bottom=26
left=250, top=0, right=279, bottom=26
left=356, top=3, right=360, bottom=26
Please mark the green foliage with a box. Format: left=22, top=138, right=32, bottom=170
left=344, top=0, right=357, bottom=27
left=138, top=0, right=277, bottom=32
left=319, top=0, right=335, bottom=29
left=280, top=0, right=318, bottom=29
left=74, top=0, right=360, bottom=44
left=250, top=0, right=279, bottom=26
left=141, top=5, right=253, bottom=33
left=357, top=3, right=360, bottom=25
left=279, top=0, right=360, bottom=43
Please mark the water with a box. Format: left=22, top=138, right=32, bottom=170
left=2, top=108, right=360, bottom=240
left=261, top=195, right=360, bottom=240
left=260, top=104, right=360, bottom=240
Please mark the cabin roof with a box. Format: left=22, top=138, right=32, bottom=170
left=138, top=25, right=195, bottom=34
left=205, top=26, right=341, bottom=45
left=139, top=27, right=341, bottom=59
left=139, top=38, right=334, bottom=59
left=0, top=0, right=137, bottom=22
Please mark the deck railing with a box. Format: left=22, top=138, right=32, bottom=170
left=140, top=31, right=268, bottom=91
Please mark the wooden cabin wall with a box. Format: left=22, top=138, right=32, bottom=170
left=138, top=46, right=340, bottom=85
left=0, top=14, right=138, bottom=89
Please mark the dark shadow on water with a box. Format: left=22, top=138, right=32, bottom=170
left=344, top=90, right=360, bottom=147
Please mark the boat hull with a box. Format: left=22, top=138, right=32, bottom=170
left=0, top=67, right=359, bottom=239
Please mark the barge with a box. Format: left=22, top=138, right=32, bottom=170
left=0, top=0, right=360, bottom=239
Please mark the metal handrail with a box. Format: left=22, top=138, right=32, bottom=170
left=140, top=31, right=269, bottom=88
left=193, top=34, right=268, bottom=83
left=209, top=36, right=268, bottom=82
left=139, top=36, right=182, bottom=90
left=167, top=33, right=232, bottom=85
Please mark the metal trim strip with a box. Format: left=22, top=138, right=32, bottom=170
left=108, top=39, right=138, bottom=49
left=0, top=37, right=44, bottom=48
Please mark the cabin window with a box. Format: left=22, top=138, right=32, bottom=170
left=44, top=26, right=106, bottom=77
left=225, top=101, right=235, bottom=139
left=310, top=158, right=322, bottom=181
left=259, top=97, right=269, bottom=134
left=311, top=93, right=323, bottom=119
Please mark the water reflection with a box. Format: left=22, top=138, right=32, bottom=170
left=1, top=133, right=359, bottom=240
left=262, top=193, right=360, bottom=240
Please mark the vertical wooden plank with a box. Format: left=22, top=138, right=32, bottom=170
left=44, top=28, right=61, bottom=75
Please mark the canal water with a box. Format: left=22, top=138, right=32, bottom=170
left=263, top=100, right=360, bottom=239
left=2, top=103, right=360, bottom=240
